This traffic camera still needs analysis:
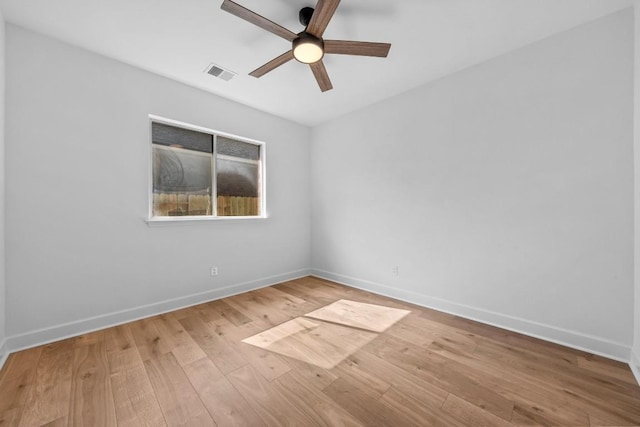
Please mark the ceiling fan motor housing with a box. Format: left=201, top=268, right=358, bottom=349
left=299, top=7, right=315, bottom=27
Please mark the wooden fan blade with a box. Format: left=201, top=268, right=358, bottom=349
left=249, top=51, right=294, bottom=77
left=310, top=61, right=333, bottom=92
left=307, top=0, right=341, bottom=37
left=221, top=0, right=297, bottom=41
left=324, top=40, right=391, bottom=57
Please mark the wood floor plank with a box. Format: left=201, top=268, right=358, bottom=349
left=279, top=354, right=339, bottom=390
left=323, top=376, right=421, bottom=427
left=473, top=337, right=582, bottom=379
left=253, top=285, right=308, bottom=306
left=587, top=413, right=635, bottom=426
left=195, top=302, right=230, bottom=324
left=151, top=314, right=207, bottom=367
left=129, top=318, right=174, bottom=362
left=331, top=354, right=392, bottom=396
left=417, top=308, right=586, bottom=364
left=472, top=339, right=640, bottom=423
left=0, top=347, right=42, bottom=413
left=108, top=347, right=145, bottom=375
left=105, top=324, right=137, bottom=353
left=224, top=291, right=289, bottom=326
left=143, top=353, right=214, bottom=426
left=255, top=286, right=317, bottom=319
left=206, top=299, right=256, bottom=327
left=465, top=334, right=637, bottom=426
left=172, top=301, right=225, bottom=323
left=428, top=339, right=591, bottom=426
left=442, top=394, right=512, bottom=427
left=68, top=341, right=117, bottom=426
left=41, top=417, right=67, bottom=427
left=210, top=315, right=272, bottom=341
left=18, top=341, right=74, bottom=427
left=384, top=319, right=437, bottom=349
left=0, top=407, right=22, bottom=427
left=473, top=335, right=631, bottom=396
left=576, top=354, right=637, bottom=385
left=379, top=387, right=459, bottom=427
left=207, top=317, right=292, bottom=382
left=274, top=369, right=365, bottom=426
left=435, top=312, right=587, bottom=365
left=183, top=358, right=265, bottom=427
left=326, top=284, right=415, bottom=311
left=387, top=312, right=478, bottom=354
left=372, top=335, right=515, bottom=421
left=178, top=314, right=248, bottom=374
left=226, top=365, right=316, bottom=426
left=72, top=330, right=106, bottom=349
left=110, top=365, right=166, bottom=427
left=510, top=403, right=587, bottom=427
left=272, top=281, right=335, bottom=306
left=349, top=347, right=449, bottom=410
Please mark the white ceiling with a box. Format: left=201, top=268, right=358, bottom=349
left=0, top=0, right=634, bottom=126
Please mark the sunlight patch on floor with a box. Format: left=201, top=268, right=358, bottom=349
left=305, top=299, right=410, bottom=333
left=242, top=300, right=410, bottom=369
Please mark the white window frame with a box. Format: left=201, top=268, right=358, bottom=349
left=146, top=114, right=267, bottom=223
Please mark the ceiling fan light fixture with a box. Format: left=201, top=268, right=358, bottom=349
left=292, top=33, right=324, bottom=64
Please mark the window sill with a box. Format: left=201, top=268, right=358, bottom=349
left=146, top=215, right=268, bottom=226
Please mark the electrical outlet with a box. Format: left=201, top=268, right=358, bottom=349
left=392, top=266, right=399, bottom=276
left=210, top=267, right=218, bottom=276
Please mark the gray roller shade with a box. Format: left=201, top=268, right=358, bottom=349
left=152, top=122, right=213, bottom=153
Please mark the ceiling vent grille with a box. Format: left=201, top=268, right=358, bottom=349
left=205, top=63, right=237, bottom=81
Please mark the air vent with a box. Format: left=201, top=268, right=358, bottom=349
left=205, top=63, right=237, bottom=82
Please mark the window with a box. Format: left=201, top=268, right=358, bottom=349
left=149, top=117, right=265, bottom=219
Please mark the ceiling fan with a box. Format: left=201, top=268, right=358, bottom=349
left=220, top=0, right=391, bottom=92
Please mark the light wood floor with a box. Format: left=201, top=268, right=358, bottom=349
left=0, top=276, right=639, bottom=426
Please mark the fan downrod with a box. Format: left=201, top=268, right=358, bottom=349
left=299, top=7, right=314, bottom=27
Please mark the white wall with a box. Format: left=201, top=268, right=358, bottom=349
left=0, top=10, right=6, bottom=365
left=311, top=10, right=634, bottom=360
left=4, top=25, right=311, bottom=348
left=633, top=3, right=640, bottom=380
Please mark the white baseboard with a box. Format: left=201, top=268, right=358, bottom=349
left=0, top=338, right=8, bottom=371
left=4, top=269, right=311, bottom=355
left=631, top=349, right=640, bottom=386
left=311, top=269, right=631, bottom=363
left=2, top=268, right=634, bottom=375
